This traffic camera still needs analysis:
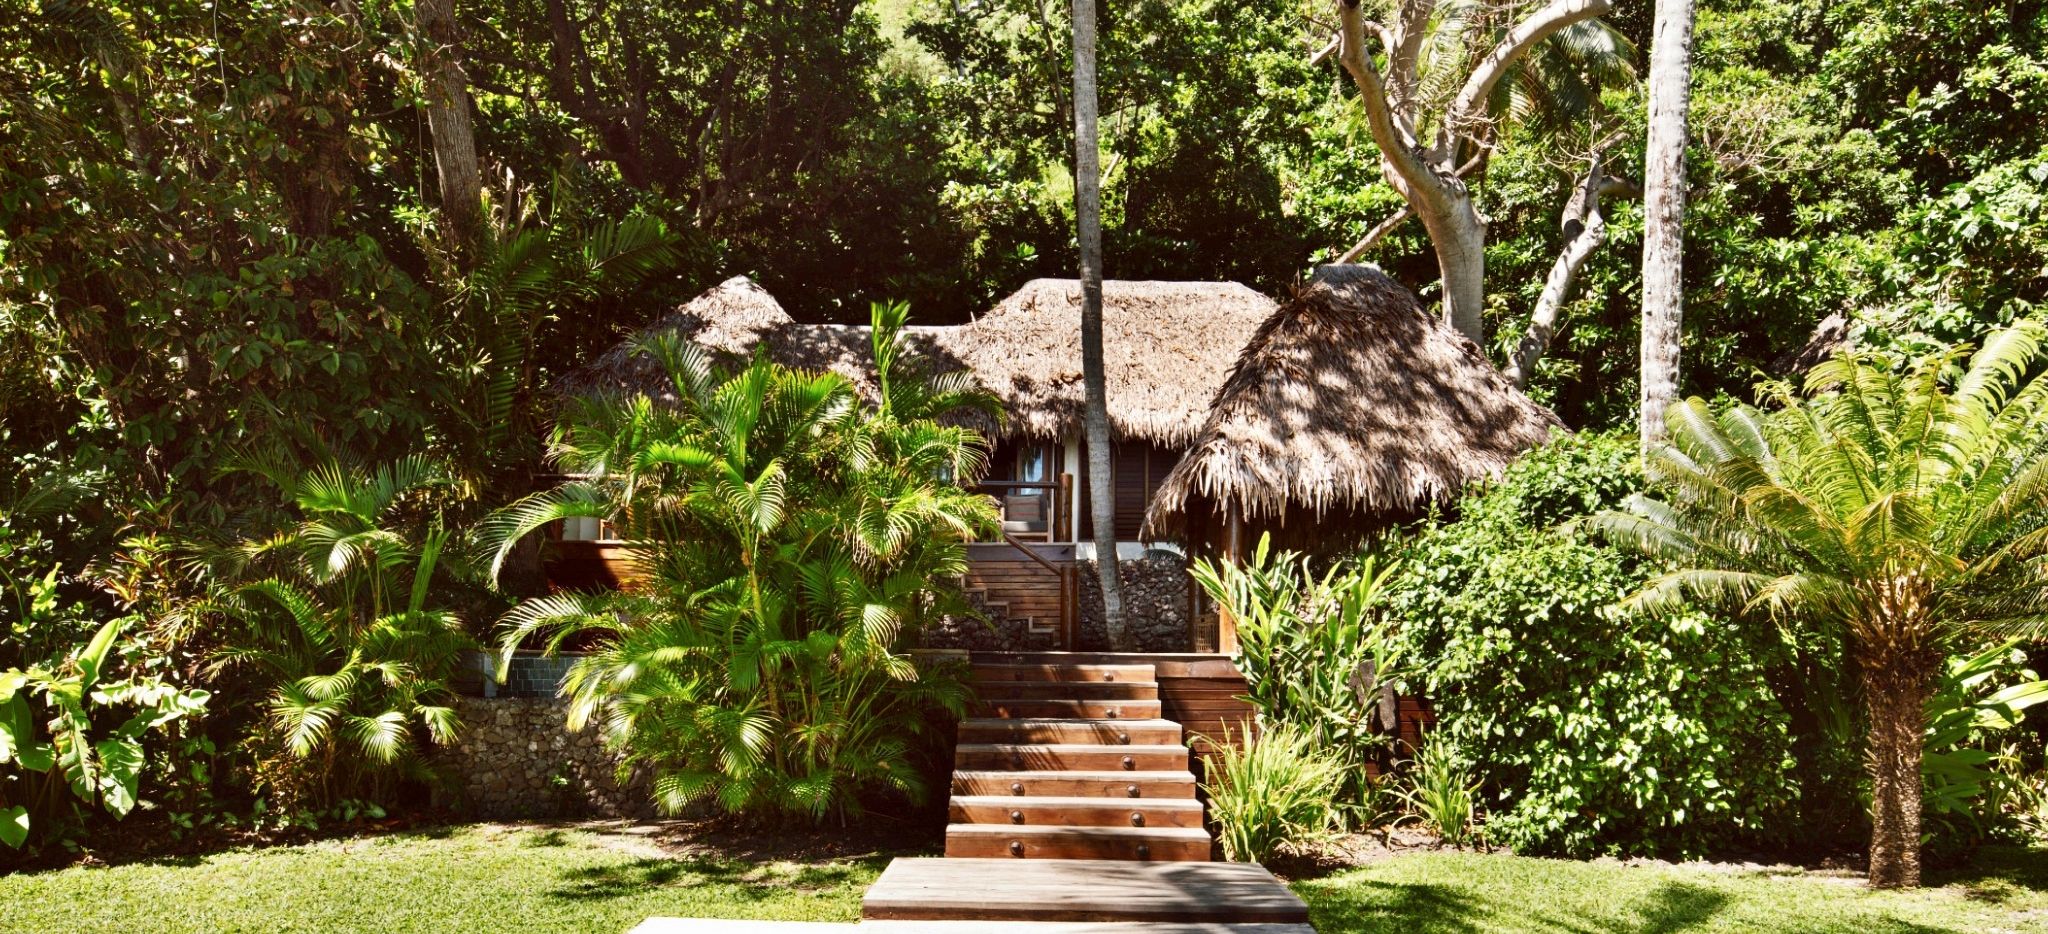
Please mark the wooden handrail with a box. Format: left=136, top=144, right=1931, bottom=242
left=1000, top=530, right=1064, bottom=575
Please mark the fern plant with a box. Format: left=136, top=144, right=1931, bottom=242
left=480, top=300, right=998, bottom=823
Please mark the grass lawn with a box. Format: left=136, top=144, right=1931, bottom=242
left=8, top=823, right=2048, bottom=933
left=1293, top=846, right=2048, bottom=933
left=0, top=823, right=880, bottom=934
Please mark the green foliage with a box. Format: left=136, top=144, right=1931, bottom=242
left=1922, top=641, right=2048, bottom=838
left=1389, top=431, right=1805, bottom=857
left=1199, top=723, right=1345, bottom=863
left=482, top=302, right=996, bottom=823
left=1189, top=536, right=1402, bottom=818
left=1389, top=738, right=1483, bottom=849
left=1595, top=323, right=2048, bottom=882
left=189, top=457, right=473, bottom=809
left=0, top=616, right=209, bottom=849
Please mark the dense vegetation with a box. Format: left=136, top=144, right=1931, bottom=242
left=3, top=0, right=2046, bottom=888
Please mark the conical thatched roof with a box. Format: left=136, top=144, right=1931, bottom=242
left=1144, top=265, right=1562, bottom=536
left=557, top=276, right=1274, bottom=446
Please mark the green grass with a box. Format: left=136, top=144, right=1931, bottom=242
left=0, top=824, right=880, bottom=934
left=1293, top=846, right=2048, bottom=933
left=11, top=822, right=2048, bottom=933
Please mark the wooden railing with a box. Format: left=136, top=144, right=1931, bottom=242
left=994, top=529, right=1079, bottom=648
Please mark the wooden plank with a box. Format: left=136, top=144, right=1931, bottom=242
left=861, top=858, right=1310, bottom=923
left=955, top=743, right=1188, bottom=771
left=944, top=825, right=1210, bottom=861
left=949, top=795, right=1204, bottom=828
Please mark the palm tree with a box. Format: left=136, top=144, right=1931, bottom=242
left=199, top=457, right=471, bottom=806
left=1638, top=0, right=1697, bottom=445
left=479, top=301, right=999, bottom=822
left=1070, top=0, right=1128, bottom=648
left=1592, top=323, right=2048, bottom=888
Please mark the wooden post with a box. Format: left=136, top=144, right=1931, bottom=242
left=1056, top=471, right=1074, bottom=543
left=1218, top=503, right=1243, bottom=655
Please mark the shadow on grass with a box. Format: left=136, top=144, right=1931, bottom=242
left=547, top=855, right=877, bottom=903
left=1929, top=844, right=2048, bottom=905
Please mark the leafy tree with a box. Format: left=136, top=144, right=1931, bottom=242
left=1594, top=323, right=2048, bottom=887
left=480, top=302, right=998, bottom=822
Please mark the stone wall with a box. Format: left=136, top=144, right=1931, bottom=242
left=442, top=696, right=655, bottom=820
left=1076, top=549, right=1193, bottom=652
left=920, top=549, right=1195, bottom=652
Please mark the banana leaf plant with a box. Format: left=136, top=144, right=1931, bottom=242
left=0, top=616, right=209, bottom=848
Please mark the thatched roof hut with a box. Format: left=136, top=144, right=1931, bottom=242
left=956, top=279, right=1275, bottom=445
left=559, top=276, right=1275, bottom=446
left=1144, top=265, right=1562, bottom=540
left=556, top=275, right=961, bottom=403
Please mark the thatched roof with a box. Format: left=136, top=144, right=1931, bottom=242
left=559, top=276, right=1274, bottom=446
left=1144, top=265, right=1562, bottom=536
left=955, top=279, right=1275, bottom=445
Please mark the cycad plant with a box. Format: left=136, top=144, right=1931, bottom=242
left=1592, top=323, right=2048, bottom=888
left=195, top=457, right=471, bottom=808
left=480, top=301, right=999, bottom=823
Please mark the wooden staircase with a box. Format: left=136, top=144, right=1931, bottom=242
left=945, top=661, right=1212, bottom=862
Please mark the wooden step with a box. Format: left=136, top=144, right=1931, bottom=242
left=957, top=718, right=1182, bottom=745
left=949, top=795, right=1205, bottom=828
left=944, top=825, right=1211, bottom=861
left=972, top=663, right=1156, bottom=683
left=977, top=680, right=1159, bottom=700
left=976, top=698, right=1162, bottom=719
left=956, top=743, right=1188, bottom=772
left=863, top=857, right=1309, bottom=923
left=952, top=770, right=1196, bottom=798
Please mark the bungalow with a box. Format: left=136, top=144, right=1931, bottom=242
left=547, top=266, right=1559, bottom=655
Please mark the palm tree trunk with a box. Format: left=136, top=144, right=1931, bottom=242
left=1638, top=0, right=1695, bottom=446
left=1070, top=0, right=1127, bottom=650
left=1862, top=657, right=1935, bottom=888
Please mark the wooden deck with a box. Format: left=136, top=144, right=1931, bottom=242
left=861, top=859, right=1310, bottom=924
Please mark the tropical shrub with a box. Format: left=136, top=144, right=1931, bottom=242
left=1594, top=323, right=2048, bottom=887
left=186, top=457, right=473, bottom=810
left=1, top=616, right=209, bottom=849
left=1389, top=737, right=1483, bottom=849
left=1199, top=723, right=1345, bottom=862
left=481, top=301, right=998, bottom=823
left=1924, top=641, right=2048, bottom=841
left=1388, top=430, right=1808, bottom=859
left=1190, top=538, right=1402, bottom=818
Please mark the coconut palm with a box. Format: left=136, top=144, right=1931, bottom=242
left=1591, top=322, right=2048, bottom=888
left=479, top=301, right=999, bottom=822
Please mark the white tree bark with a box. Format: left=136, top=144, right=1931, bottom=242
left=1505, top=148, right=1637, bottom=387
left=1330, top=0, right=1614, bottom=344
left=1639, top=0, right=1697, bottom=445
left=1071, top=0, right=1127, bottom=650
left=417, top=0, right=484, bottom=262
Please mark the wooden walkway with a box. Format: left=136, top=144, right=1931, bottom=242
left=862, top=858, right=1309, bottom=924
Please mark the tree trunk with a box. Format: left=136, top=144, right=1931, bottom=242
left=1071, top=0, right=1127, bottom=651
left=1506, top=155, right=1633, bottom=386
left=1638, top=0, right=1695, bottom=446
left=1861, top=658, right=1935, bottom=888
left=416, top=0, right=484, bottom=262
left=1418, top=197, right=1489, bottom=344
